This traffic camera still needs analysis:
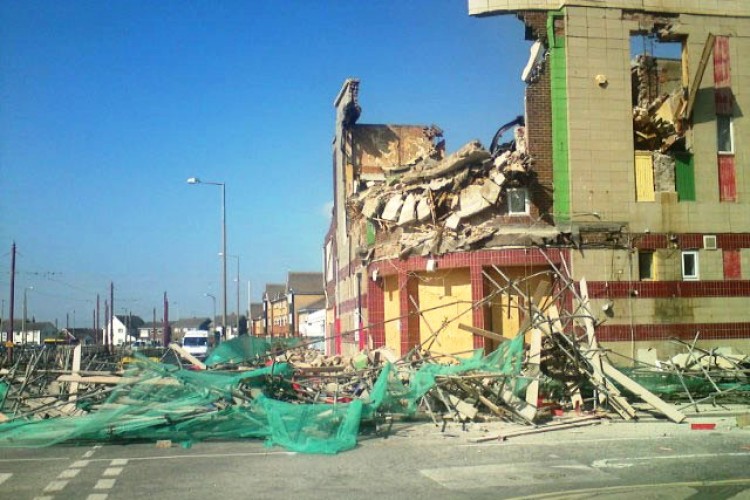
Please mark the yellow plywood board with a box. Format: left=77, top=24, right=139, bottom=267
left=635, top=151, right=655, bottom=202
left=417, top=269, right=474, bottom=357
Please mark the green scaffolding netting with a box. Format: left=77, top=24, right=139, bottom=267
left=0, top=333, right=525, bottom=454
left=205, top=336, right=303, bottom=367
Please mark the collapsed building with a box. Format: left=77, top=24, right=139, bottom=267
left=324, top=0, right=750, bottom=365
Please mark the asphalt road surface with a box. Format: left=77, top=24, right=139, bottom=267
left=1, top=418, right=749, bottom=499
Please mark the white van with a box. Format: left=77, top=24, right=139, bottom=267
left=181, top=329, right=209, bottom=359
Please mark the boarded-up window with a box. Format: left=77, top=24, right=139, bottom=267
left=675, top=153, right=696, bottom=201
left=723, top=250, right=741, bottom=280
left=634, top=151, right=655, bottom=202
left=718, top=155, right=737, bottom=202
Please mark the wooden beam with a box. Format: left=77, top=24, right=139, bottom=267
left=458, top=323, right=509, bottom=343
left=684, top=33, right=716, bottom=120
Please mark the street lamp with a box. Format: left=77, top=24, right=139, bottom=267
left=220, top=253, right=240, bottom=335
left=204, top=293, right=217, bottom=332
left=188, top=177, right=227, bottom=340
left=22, top=286, right=33, bottom=344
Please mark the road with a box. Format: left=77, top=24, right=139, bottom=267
left=0, top=418, right=748, bottom=499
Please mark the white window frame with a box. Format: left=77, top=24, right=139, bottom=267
left=717, top=115, right=734, bottom=155
left=507, top=187, right=530, bottom=215
left=681, top=250, right=699, bottom=281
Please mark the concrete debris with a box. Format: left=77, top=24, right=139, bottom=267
left=632, top=54, right=687, bottom=153
left=347, top=126, right=539, bottom=259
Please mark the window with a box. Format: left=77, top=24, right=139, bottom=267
left=681, top=251, right=699, bottom=281
left=507, top=188, right=530, bottom=215
left=638, top=251, right=654, bottom=280
left=717, top=115, right=734, bottom=154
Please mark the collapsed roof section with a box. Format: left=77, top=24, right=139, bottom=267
left=337, top=82, right=556, bottom=262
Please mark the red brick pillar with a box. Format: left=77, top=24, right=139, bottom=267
left=470, top=263, right=485, bottom=350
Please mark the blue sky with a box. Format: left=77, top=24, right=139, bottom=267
left=0, top=1, right=528, bottom=326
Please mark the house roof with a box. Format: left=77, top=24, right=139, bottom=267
left=264, top=284, right=285, bottom=300
left=249, top=303, right=264, bottom=319
left=114, top=315, right=145, bottom=328
left=298, top=297, right=326, bottom=312
left=1, top=320, right=57, bottom=332
left=287, top=272, right=323, bottom=295
left=171, top=317, right=211, bottom=329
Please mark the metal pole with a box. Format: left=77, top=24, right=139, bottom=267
left=22, top=287, right=28, bottom=344
left=221, top=183, right=227, bottom=340
left=8, top=242, right=16, bottom=345
left=236, top=257, right=240, bottom=333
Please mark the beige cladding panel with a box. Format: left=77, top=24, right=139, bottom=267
left=563, top=7, right=750, bottom=233
left=592, top=296, right=750, bottom=325
left=571, top=249, right=633, bottom=282
left=743, top=249, right=750, bottom=280
left=566, top=7, right=635, bottom=220
left=606, top=339, right=750, bottom=365
left=468, top=0, right=750, bottom=17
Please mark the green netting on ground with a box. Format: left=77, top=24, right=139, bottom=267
left=205, top=336, right=272, bottom=366
left=619, top=369, right=750, bottom=399
left=205, top=336, right=303, bottom=367
left=0, top=333, right=525, bottom=454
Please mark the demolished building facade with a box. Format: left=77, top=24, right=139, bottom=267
left=325, top=1, right=750, bottom=363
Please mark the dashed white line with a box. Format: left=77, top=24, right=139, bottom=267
left=43, top=480, right=69, bottom=492
left=110, top=459, right=128, bottom=466
left=71, top=460, right=91, bottom=468
left=94, top=478, right=116, bottom=490
left=86, top=495, right=109, bottom=500
left=102, top=467, right=123, bottom=477
left=0, top=473, right=11, bottom=486
left=58, top=468, right=81, bottom=479
left=32, top=496, right=54, bottom=500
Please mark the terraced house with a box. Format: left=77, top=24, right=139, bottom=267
left=324, top=1, right=750, bottom=362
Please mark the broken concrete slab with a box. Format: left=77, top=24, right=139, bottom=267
left=457, top=184, right=492, bottom=219
left=397, top=193, right=417, bottom=226
left=381, top=194, right=404, bottom=221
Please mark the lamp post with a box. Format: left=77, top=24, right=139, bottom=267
left=188, top=177, right=227, bottom=340
left=204, top=293, right=217, bottom=332
left=220, top=253, right=240, bottom=335
left=22, top=286, right=33, bottom=344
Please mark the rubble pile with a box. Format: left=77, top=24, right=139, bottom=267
left=1, top=253, right=748, bottom=453
left=347, top=132, right=535, bottom=259
left=632, top=54, right=687, bottom=153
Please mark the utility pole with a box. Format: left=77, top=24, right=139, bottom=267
left=109, top=282, right=114, bottom=352
left=163, top=291, right=171, bottom=347
left=96, top=294, right=100, bottom=345
left=7, top=242, right=16, bottom=345
left=104, top=300, right=109, bottom=349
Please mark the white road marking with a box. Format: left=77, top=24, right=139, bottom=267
left=71, top=460, right=91, bottom=468
left=95, top=478, right=116, bottom=490
left=103, top=467, right=123, bottom=477
left=0, top=473, right=11, bottom=486
left=462, top=435, right=673, bottom=448
left=0, top=457, right=69, bottom=463
left=421, top=461, right=611, bottom=490
left=32, top=496, right=54, bottom=500
left=592, top=451, right=750, bottom=469
left=110, top=459, right=128, bottom=466
left=44, top=480, right=69, bottom=492
left=86, top=495, right=109, bottom=500
left=507, top=478, right=750, bottom=500
left=58, top=468, right=81, bottom=479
